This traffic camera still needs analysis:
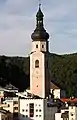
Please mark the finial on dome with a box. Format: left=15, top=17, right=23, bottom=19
left=38, top=0, right=41, bottom=8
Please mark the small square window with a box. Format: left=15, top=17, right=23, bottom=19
left=22, top=109, right=24, bottom=112
left=39, top=115, right=41, bottom=117
left=35, top=104, right=37, bottom=106
left=36, top=115, right=38, bottom=117
left=8, top=104, right=10, bottom=107
left=71, top=113, right=73, bottom=116
left=36, top=109, right=38, bottom=112
left=14, top=107, right=18, bottom=110
left=26, top=115, right=28, bottom=117
left=39, top=109, right=41, bottom=112
left=26, top=109, right=28, bottom=112
left=23, top=115, right=25, bottom=117
left=36, top=45, right=38, bottom=48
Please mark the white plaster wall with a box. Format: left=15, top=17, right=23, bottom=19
left=30, top=51, right=45, bottom=98
left=53, top=89, right=60, bottom=99
left=0, top=114, right=1, bottom=120
left=61, top=109, right=69, bottom=113
left=55, top=106, right=77, bottom=120
left=0, top=91, right=4, bottom=97
left=55, top=113, right=63, bottom=120
left=19, top=99, right=57, bottom=120
left=3, top=97, right=18, bottom=114
left=69, top=106, right=77, bottom=120
left=32, top=41, right=47, bottom=52
left=19, top=99, right=44, bottom=120
left=3, top=100, right=13, bottom=113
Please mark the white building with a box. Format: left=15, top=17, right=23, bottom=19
left=50, top=81, right=66, bottom=99
left=55, top=104, right=77, bottom=120
left=19, top=98, right=57, bottom=120
left=69, top=105, right=77, bottom=120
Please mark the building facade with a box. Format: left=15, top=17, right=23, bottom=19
left=0, top=109, right=12, bottom=120
left=19, top=99, right=57, bottom=120
left=50, top=82, right=66, bottom=99
left=1, top=97, right=19, bottom=120
left=55, top=105, right=77, bottom=120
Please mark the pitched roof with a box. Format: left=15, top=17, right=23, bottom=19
left=61, top=98, right=77, bottom=103
left=50, top=81, right=59, bottom=89
left=0, top=108, right=10, bottom=114
left=0, top=86, right=7, bottom=91
left=4, top=83, right=18, bottom=90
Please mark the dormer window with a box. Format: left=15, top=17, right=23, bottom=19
left=36, top=45, right=38, bottom=48
left=35, top=60, right=39, bottom=68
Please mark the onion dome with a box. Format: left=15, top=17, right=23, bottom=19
left=31, top=7, right=49, bottom=41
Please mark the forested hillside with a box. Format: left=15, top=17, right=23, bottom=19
left=0, top=53, right=77, bottom=97
left=0, top=56, right=30, bottom=91
left=49, top=53, right=77, bottom=97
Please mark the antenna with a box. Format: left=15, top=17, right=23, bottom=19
left=38, top=0, right=41, bottom=8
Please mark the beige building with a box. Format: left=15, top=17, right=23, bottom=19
left=0, top=109, right=12, bottom=120
left=0, top=97, right=19, bottom=120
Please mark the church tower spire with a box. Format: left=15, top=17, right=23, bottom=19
left=30, top=4, right=50, bottom=98
left=31, top=4, right=49, bottom=41
left=36, top=5, right=44, bottom=28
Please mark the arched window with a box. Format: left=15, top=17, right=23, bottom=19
left=42, top=45, right=44, bottom=48
left=35, top=60, right=39, bottom=68
left=36, top=45, right=38, bottom=48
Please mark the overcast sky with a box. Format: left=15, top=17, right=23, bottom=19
left=0, top=0, right=77, bottom=57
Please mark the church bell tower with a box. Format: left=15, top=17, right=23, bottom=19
left=30, top=5, right=50, bottom=98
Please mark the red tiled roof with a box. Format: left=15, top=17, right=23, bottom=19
left=61, top=98, right=77, bottom=103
